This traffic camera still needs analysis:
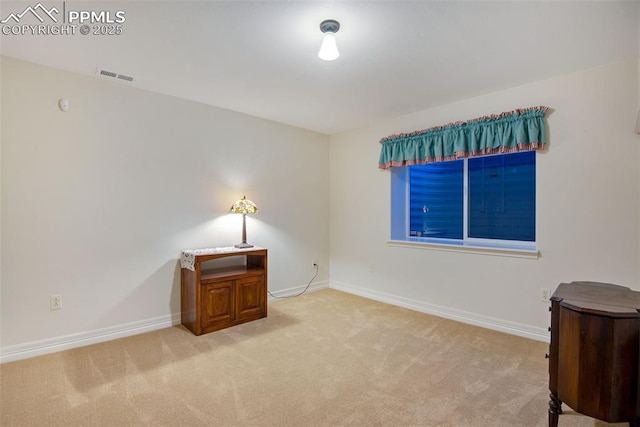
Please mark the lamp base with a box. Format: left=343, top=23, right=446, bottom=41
left=234, top=243, right=254, bottom=249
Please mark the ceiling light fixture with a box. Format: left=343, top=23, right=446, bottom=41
left=318, top=19, right=340, bottom=61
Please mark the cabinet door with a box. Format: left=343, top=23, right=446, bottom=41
left=558, top=305, right=639, bottom=422
left=236, top=275, right=266, bottom=321
left=201, top=280, right=235, bottom=331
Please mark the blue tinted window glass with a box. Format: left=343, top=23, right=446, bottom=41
left=409, top=160, right=463, bottom=239
left=468, top=151, right=535, bottom=241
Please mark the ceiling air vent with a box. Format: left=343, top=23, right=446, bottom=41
left=96, top=68, right=135, bottom=83
left=99, top=69, right=117, bottom=78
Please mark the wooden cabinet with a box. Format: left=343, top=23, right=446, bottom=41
left=548, top=281, right=640, bottom=427
left=180, top=247, right=267, bottom=336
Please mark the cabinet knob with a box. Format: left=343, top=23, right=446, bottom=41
left=549, top=306, right=552, bottom=312
left=548, top=326, right=552, bottom=332
left=545, top=353, right=550, bottom=359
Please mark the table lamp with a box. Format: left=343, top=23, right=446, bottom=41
left=230, top=196, right=258, bottom=248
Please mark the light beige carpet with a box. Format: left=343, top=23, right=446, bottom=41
left=0, top=289, right=629, bottom=426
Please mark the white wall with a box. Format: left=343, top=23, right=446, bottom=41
left=0, top=57, right=330, bottom=360
left=2, top=56, right=638, bottom=361
left=329, top=58, right=640, bottom=340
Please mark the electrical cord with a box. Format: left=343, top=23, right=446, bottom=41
left=268, top=264, right=318, bottom=299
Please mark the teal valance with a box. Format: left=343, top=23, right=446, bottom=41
left=378, top=106, right=549, bottom=170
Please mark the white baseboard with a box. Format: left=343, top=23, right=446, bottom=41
left=1, top=279, right=545, bottom=363
left=0, top=313, right=182, bottom=363
left=1, top=281, right=331, bottom=363
left=330, top=280, right=549, bottom=343
left=268, top=280, right=329, bottom=300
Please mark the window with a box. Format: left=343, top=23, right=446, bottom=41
left=391, top=151, right=536, bottom=249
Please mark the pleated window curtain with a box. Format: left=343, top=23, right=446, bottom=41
left=378, top=106, right=550, bottom=170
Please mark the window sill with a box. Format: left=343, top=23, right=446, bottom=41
left=387, top=239, right=539, bottom=259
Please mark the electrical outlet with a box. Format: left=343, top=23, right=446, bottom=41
left=540, top=288, right=551, bottom=303
left=312, top=259, right=318, bottom=268
left=50, top=295, right=62, bottom=310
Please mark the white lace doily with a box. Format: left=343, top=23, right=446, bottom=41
left=180, top=246, right=264, bottom=271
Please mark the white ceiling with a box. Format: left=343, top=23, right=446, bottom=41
left=1, top=1, right=639, bottom=134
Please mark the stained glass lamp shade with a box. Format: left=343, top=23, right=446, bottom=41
left=230, top=196, right=258, bottom=248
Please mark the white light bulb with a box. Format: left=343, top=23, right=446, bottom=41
left=318, top=32, right=339, bottom=61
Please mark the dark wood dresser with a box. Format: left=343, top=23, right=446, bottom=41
left=548, top=281, right=640, bottom=427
